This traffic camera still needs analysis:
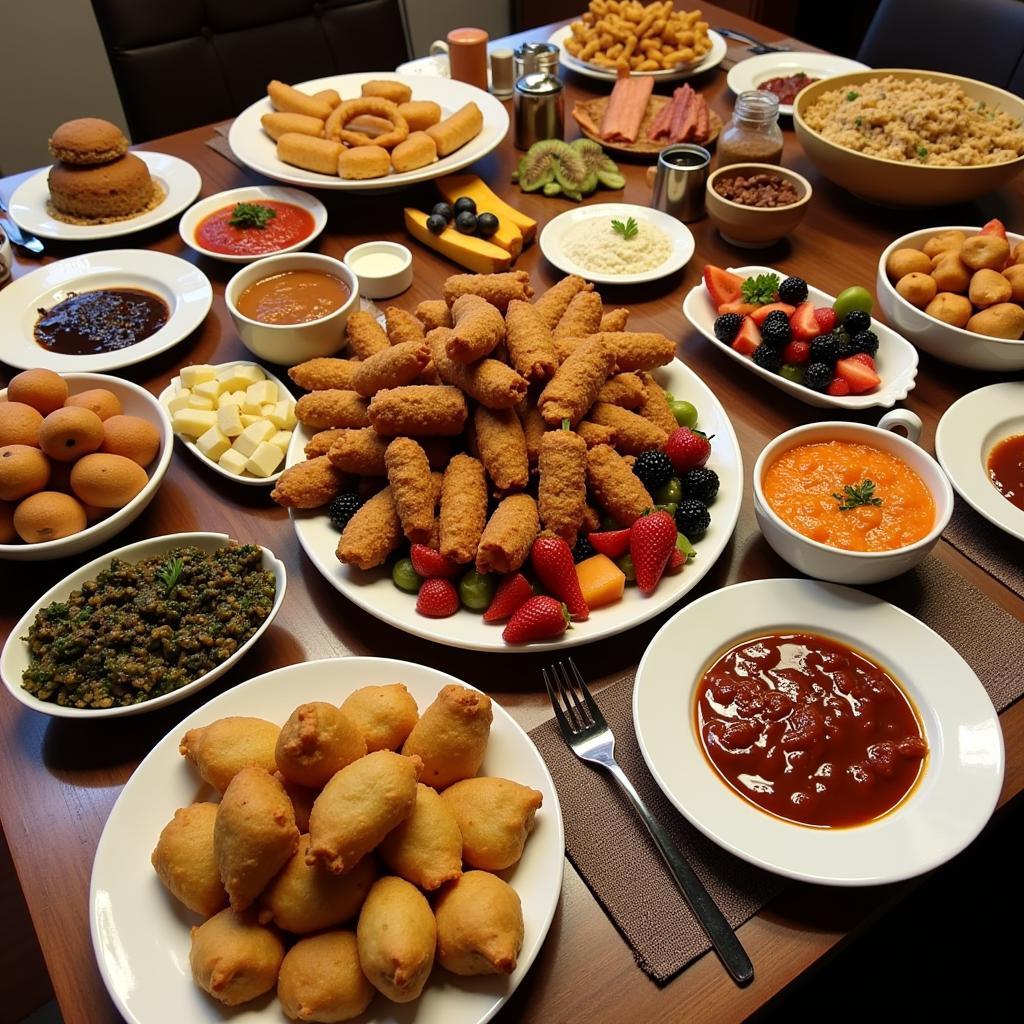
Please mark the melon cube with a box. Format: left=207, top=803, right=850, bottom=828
left=246, top=380, right=278, bottom=408
left=193, top=379, right=223, bottom=402
left=166, top=390, right=192, bottom=414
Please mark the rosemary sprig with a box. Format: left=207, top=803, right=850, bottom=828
left=158, top=555, right=184, bottom=596
left=611, top=216, right=639, bottom=241
left=229, top=202, right=276, bottom=229
left=833, top=479, right=883, bottom=512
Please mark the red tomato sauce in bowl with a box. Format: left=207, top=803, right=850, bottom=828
left=195, top=201, right=315, bottom=256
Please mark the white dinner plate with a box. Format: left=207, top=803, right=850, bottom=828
left=682, top=265, right=918, bottom=409
left=935, top=381, right=1024, bottom=542
left=549, top=25, right=727, bottom=82
left=633, top=578, right=1004, bottom=886
left=539, top=202, right=695, bottom=286
left=7, top=152, right=202, bottom=242
left=726, top=52, right=869, bottom=116
left=90, top=657, right=565, bottom=1024
left=0, top=249, right=213, bottom=373
left=0, top=532, right=286, bottom=719
left=228, top=73, right=509, bottom=191
left=288, top=358, right=742, bottom=652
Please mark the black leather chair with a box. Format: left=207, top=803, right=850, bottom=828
left=91, top=0, right=413, bottom=141
left=857, top=0, right=1024, bottom=93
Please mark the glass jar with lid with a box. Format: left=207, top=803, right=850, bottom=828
left=717, top=90, right=784, bottom=168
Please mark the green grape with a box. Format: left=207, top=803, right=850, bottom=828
left=655, top=502, right=678, bottom=516
left=778, top=364, right=805, bottom=384
left=832, top=285, right=873, bottom=319
left=616, top=553, right=636, bottom=583
left=676, top=533, right=697, bottom=559
left=654, top=477, right=683, bottom=505
left=392, top=558, right=422, bottom=593
left=459, top=570, right=496, bottom=611
left=670, top=399, right=699, bottom=428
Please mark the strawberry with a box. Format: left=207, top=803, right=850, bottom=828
left=730, top=315, right=762, bottom=356
left=813, top=307, right=838, bottom=333
left=503, top=596, right=570, bottom=644
left=629, top=510, right=678, bottom=594
left=789, top=301, right=820, bottom=342
left=410, top=543, right=460, bottom=579
left=851, top=352, right=876, bottom=369
left=664, top=427, right=712, bottom=473
left=416, top=578, right=459, bottom=617
left=587, top=528, right=631, bottom=559
left=750, top=302, right=795, bottom=326
left=781, top=339, right=810, bottom=365
left=979, top=218, right=1007, bottom=240
left=826, top=377, right=850, bottom=397
left=703, top=265, right=744, bottom=308
left=531, top=536, right=589, bottom=620
left=667, top=546, right=686, bottom=572
left=834, top=356, right=881, bottom=394
left=716, top=300, right=758, bottom=315
left=483, top=572, right=534, bottom=623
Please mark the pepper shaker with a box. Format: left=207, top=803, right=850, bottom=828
left=514, top=72, right=564, bottom=149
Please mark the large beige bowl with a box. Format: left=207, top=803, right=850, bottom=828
left=705, top=163, right=812, bottom=248
left=793, top=69, right=1024, bottom=207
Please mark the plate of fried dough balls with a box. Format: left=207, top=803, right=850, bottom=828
left=227, top=72, right=509, bottom=190
left=90, top=657, right=564, bottom=1024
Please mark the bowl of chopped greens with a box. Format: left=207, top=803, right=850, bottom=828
left=1, top=532, right=286, bottom=718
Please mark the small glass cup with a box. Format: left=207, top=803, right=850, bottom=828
left=651, top=144, right=711, bottom=222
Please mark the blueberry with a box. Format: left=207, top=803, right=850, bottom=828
left=476, top=212, right=499, bottom=237
left=455, top=211, right=478, bottom=234
left=430, top=202, right=453, bottom=222
left=453, top=197, right=477, bottom=216
left=426, top=213, right=448, bottom=235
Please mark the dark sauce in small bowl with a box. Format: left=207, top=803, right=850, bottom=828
left=35, top=288, right=169, bottom=355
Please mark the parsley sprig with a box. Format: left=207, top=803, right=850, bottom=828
left=833, top=479, right=883, bottom=512
left=611, top=216, right=639, bottom=241
left=741, top=273, right=780, bottom=306
left=229, top=202, right=277, bottom=229
left=158, top=556, right=184, bottom=596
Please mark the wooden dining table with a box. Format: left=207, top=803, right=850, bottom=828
left=1, top=4, right=1022, bottom=1022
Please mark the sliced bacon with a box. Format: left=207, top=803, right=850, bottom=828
left=668, top=85, right=695, bottom=142
left=693, top=95, right=710, bottom=143
left=646, top=87, right=682, bottom=141
left=600, top=72, right=655, bottom=143
left=572, top=103, right=603, bottom=138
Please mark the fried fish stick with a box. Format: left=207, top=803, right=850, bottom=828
left=588, top=402, right=669, bottom=455
left=504, top=300, right=557, bottom=383
left=353, top=340, right=431, bottom=396
left=474, top=406, right=529, bottom=492
left=415, top=299, right=452, bottom=331
left=586, top=445, right=653, bottom=525
left=347, top=311, right=391, bottom=360
left=475, top=494, right=539, bottom=575
left=448, top=294, right=506, bottom=363
left=442, top=271, right=533, bottom=311
left=594, top=331, right=676, bottom=371
left=600, top=307, right=630, bottom=332
left=596, top=372, right=645, bottom=408
left=440, top=454, right=488, bottom=564
left=271, top=456, right=347, bottom=509
left=277, top=132, right=343, bottom=175
left=537, top=336, right=615, bottom=426
left=368, top=385, right=468, bottom=436
left=290, top=357, right=360, bottom=392
left=538, top=428, right=587, bottom=542
left=636, top=371, right=678, bottom=433
left=296, top=390, right=370, bottom=430
left=385, top=438, right=434, bottom=544
left=576, top=420, right=617, bottom=447
left=306, top=429, right=348, bottom=458
left=518, top=403, right=548, bottom=470
left=553, top=290, right=603, bottom=340
left=534, top=275, right=593, bottom=330
left=261, top=112, right=324, bottom=141
left=428, top=329, right=527, bottom=409
left=385, top=306, right=426, bottom=345
left=327, top=428, right=389, bottom=475
left=425, top=101, right=483, bottom=156
left=268, top=80, right=334, bottom=119
left=337, top=485, right=402, bottom=569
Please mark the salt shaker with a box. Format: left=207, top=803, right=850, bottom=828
left=514, top=72, right=564, bottom=149
left=513, top=41, right=560, bottom=79
left=490, top=48, right=515, bottom=99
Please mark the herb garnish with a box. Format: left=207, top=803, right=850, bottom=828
left=158, top=556, right=184, bottom=596
left=917, top=145, right=928, bottom=159
left=741, top=272, right=780, bottom=306
left=611, top=216, right=639, bottom=241
left=846, top=90, right=860, bottom=102
left=833, top=479, right=883, bottom=512
left=229, top=202, right=277, bottom=229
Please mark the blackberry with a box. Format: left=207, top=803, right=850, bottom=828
left=850, top=330, right=879, bottom=356
left=713, top=313, right=743, bottom=343
left=831, top=329, right=854, bottom=361
left=752, top=343, right=782, bottom=371
left=843, top=310, right=871, bottom=334
left=804, top=361, right=833, bottom=391
left=778, top=276, right=809, bottom=305
left=573, top=535, right=597, bottom=563
left=328, top=492, right=363, bottom=530
left=632, top=449, right=673, bottom=491
left=809, top=333, right=840, bottom=364
left=680, top=467, right=719, bottom=503
left=762, top=309, right=790, bottom=330
left=760, top=317, right=791, bottom=347
left=675, top=499, right=711, bottom=540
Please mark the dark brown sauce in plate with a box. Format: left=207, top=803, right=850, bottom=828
left=988, top=433, right=1024, bottom=511
left=34, top=288, right=169, bottom=355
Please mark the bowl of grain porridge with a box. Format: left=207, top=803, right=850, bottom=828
left=793, top=69, right=1024, bottom=207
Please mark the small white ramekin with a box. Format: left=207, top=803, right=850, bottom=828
left=344, top=241, right=413, bottom=299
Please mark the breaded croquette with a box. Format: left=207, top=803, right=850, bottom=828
left=346, top=310, right=390, bottom=360
left=385, top=306, right=426, bottom=345
left=368, top=385, right=468, bottom=436
left=504, top=299, right=558, bottom=383
left=442, top=271, right=533, bottom=311
left=533, top=275, right=593, bottom=330
left=582, top=504, right=601, bottom=533
left=553, top=289, right=603, bottom=339
left=474, top=406, right=529, bottom=492
left=327, top=428, right=389, bottom=475
left=596, top=372, right=645, bottom=408
left=385, top=438, right=434, bottom=544
left=336, top=485, right=402, bottom=569
left=448, top=293, right=506, bottom=363
left=475, top=494, right=539, bottom=574
left=352, top=340, right=430, bottom=396
left=576, top=420, right=617, bottom=447
left=553, top=333, right=584, bottom=363
left=538, top=428, right=587, bottom=542
left=636, top=371, right=678, bottom=432
left=268, top=79, right=333, bottom=119
left=296, top=390, right=370, bottom=430
left=271, top=456, right=347, bottom=508
left=428, top=328, right=527, bottom=409
left=586, top=445, right=653, bottom=525
left=401, top=684, right=492, bottom=789
left=596, top=331, right=676, bottom=371
left=261, top=111, right=324, bottom=141
left=518, top=402, right=548, bottom=470
left=289, top=357, right=360, bottom=392
left=305, top=428, right=347, bottom=458
left=587, top=402, right=670, bottom=455
left=415, top=299, right=452, bottom=330
left=537, top=335, right=615, bottom=426
left=440, top=454, right=488, bottom=564
left=600, top=307, right=630, bottom=332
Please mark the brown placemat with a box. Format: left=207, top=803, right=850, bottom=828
left=206, top=123, right=242, bottom=168
left=943, top=496, right=1024, bottom=601
left=529, top=556, right=1023, bottom=983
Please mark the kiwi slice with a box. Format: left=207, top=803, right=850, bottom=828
left=518, top=140, right=570, bottom=192
left=570, top=139, right=625, bottom=192
left=543, top=181, right=563, bottom=197
left=553, top=145, right=594, bottom=199
left=597, top=167, right=626, bottom=190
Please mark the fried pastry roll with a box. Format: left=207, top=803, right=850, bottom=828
left=346, top=310, right=390, bottom=359
left=434, top=871, right=524, bottom=976
left=384, top=305, right=426, bottom=344
left=338, top=144, right=390, bottom=180
left=296, top=390, right=370, bottom=430
left=474, top=406, right=529, bottom=492
left=327, top=428, right=389, bottom=475
left=442, top=270, right=533, bottom=311
left=636, top=371, right=678, bottom=432
left=336, top=484, right=402, bottom=569
left=553, top=289, right=603, bottom=339
left=596, top=331, right=676, bottom=371
left=277, top=132, right=342, bottom=174
left=398, top=100, right=442, bottom=131
left=587, top=401, right=670, bottom=454
left=596, top=371, right=645, bottom=408
left=428, top=328, right=527, bottom=409
left=576, top=419, right=617, bottom=447
left=268, top=80, right=334, bottom=119
left=425, top=101, right=483, bottom=156
left=401, top=684, right=493, bottom=789
left=475, top=493, right=539, bottom=574
left=538, top=427, right=588, bottom=542
left=313, top=87, right=341, bottom=108
left=340, top=683, right=419, bottom=752
left=586, top=444, right=653, bottom=525
left=441, top=777, right=543, bottom=870
left=415, top=298, right=452, bottom=330
left=361, top=79, right=413, bottom=104
left=537, top=335, right=615, bottom=426
left=448, top=293, right=506, bottom=363
left=599, top=307, right=630, bottom=332
left=439, top=454, right=488, bottom=564
left=367, top=384, right=468, bottom=436
left=271, top=456, right=348, bottom=508
left=378, top=783, right=463, bottom=891
left=352, top=339, right=430, bottom=396
left=179, top=716, right=280, bottom=793
left=391, top=130, right=437, bottom=172
left=552, top=332, right=584, bottom=363
left=261, top=111, right=324, bottom=141
left=190, top=908, right=285, bottom=1006
left=385, top=437, right=434, bottom=544
left=152, top=803, right=227, bottom=917
left=278, top=930, right=374, bottom=1022
left=290, top=357, right=360, bottom=392
left=533, top=274, right=593, bottom=330
left=504, top=298, right=558, bottom=383
left=275, top=702, right=366, bottom=789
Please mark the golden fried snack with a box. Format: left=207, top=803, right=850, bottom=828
left=327, top=97, right=409, bottom=149
left=426, top=101, right=483, bottom=156
left=276, top=773, right=316, bottom=834
left=384, top=305, right=425, bottom=344
left=357, top=876, right=436, bottom=1003
left=346, top=310, right=390, bottom=359
left=278, top=930, right=374, bottom=1023
left=517, top=402, right=548, bottom=470
left=552, top=332, right=584, bottom=363
left=262, top=112, right=325, bottom=141
left=313, top=88, right=342, bottom=108
left=361, top=79, right=414, bottom=104
left=538, top=335, right=615, bottom=426
left=504, top=298, right=558, bottom=383
left=597, top=331, right=675, bottom=371
left=275, top=702, right=367, bottom=790
left=474, top=406, right=529, bottom=492
left=588, top=401, right=669, bottom=454
left=271, top=456, right=348, bottom=509
left=180, top=716, right=280, bottom=794
left=353, top=339, right=430, bottom=396
left=190, top=908, right=285, bottom=1006
left=534, top=275, right=593, bottom=330
left=277, top=133, right=343, bottom=175
left=338, top=144, right=391, bottom=180
left=440, top=454, right=488, bottom=563
left=327, top=428, right=389, bottom=475
left=402, top=684, right=492, bottom=789
left=152, top=803, right=227, bottom=917
left=296, top=390, right=370, bottom=430
left=448, top=293, right=506, bottom=363
left=476, top=493, right=539, bottom=575
left=416, top=299, right=453, bottom=330
left=398, top=100, right=442, bottom=131
left=337, top=484, right=402, bottom=569
left=367, top=384, right=468, bottom=436
left=290, top=357, right=361, bottom=392
left=428, top=328, right=528, bottom=409
left=385, top=437, right=434, bottom=544
left=441, top=777, right=543, bottom=870
left=378, top=783, right=463, bottom=890
left=600, top=307, right=630, bottom=332
left=582, top=503, right=601, bottom=533
left=553, top=289, right=603, bottom=339
left=597, top=372, right=645, bottom=408
left=215, top=768, right=299, bottom=911
left=307, top=750, right=422, bottom=874
left=340, top=683, right=419, bottom=752
left=306, top=429, right=348, bottom=458
left=260, top=835, right=377, bottom=934
left=443, top=270, right=534, bottom=311
left=636, top=371, right=677, bottom=432
left=538, top=427, right=588, bottom=543
left=434, top=871, right=524, bottom=976
left=576, top=420, right=617, bottom=447
left=586, top=444, right=653, bottom=525
left=345, top=113, right=395, bottom=138
left=268, top=80, right=333, bottom=119
left=391, top=131, right=437, bottom=172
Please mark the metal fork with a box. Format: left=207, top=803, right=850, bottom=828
left=542, top=658, right=754, bottom=986
left=715, top=27, right=791, bottom=55
left=0, top=195, right=44, bottom=255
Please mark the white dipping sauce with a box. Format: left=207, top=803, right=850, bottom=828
left=351, top=250, right=407, bottom=277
